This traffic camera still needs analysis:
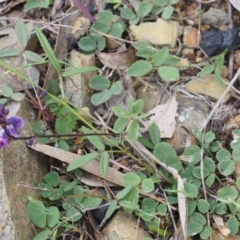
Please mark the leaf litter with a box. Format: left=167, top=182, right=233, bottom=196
left=2, top=0, right=240, bottom=239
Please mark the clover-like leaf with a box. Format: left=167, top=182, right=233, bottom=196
left=227, top=216, right=239, bottom=235
left=105, top=200, right=118, bottom=220
left=127, top=120, right=140, bottom=141
left=140, top=198, right=156, bottom=221
left=82, top=126, right=105, bottom=151
left=162, top=5, right=174, bottom=19
left=148, top=123, right=160, bottom=145
left=138, top=2, right=153, bottom=18
left=218, top=160, right=235, bottom=176
left=89, top=75, right=110, bottom=90
left=217, top=187, right=238, bottom=203
left=120, top=8, right=136, bottom=20
left=216, top=149, right=231, bottom=161
left=79, top=37, right=96, bottom=52
left=183, top=183, right=198, bottom=198
left=152, top=47, right=169, bottom=66
left=67, top=152, right=99, bottom=171
left=44, top=171, right=59, bottom=187
left=2, top=85, right=13, bottom=97
left=158, top=66, right=179, bottom=81
left=122, top=172, right=141, bottom=187
left=142, top=178, right=154, bottom=193
left=109, top=81, right=122, bottom=95
left=27, top=199, right=46, bottom=228
left=127, top=60, right=153, bottom=77
left=47, top=206, right=60, bottom=228
left=91, top=89, right=112, bottom=106
left=33, top=230, right=51, bottom=240
left=187, top=222, right=203, bottom=236
left=197, top=199, right=209, bottom=214
left=200, top=226, right=212, bottom=240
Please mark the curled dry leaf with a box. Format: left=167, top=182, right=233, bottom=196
left=97, top=47, right=136, bottom=70
left=230, top=0, right=240, bottom=11
left=212, top=214, right=230, bottom=237
left=178, top=177, right=187, bottom=240
left=141, top=92, right=178, bottom=138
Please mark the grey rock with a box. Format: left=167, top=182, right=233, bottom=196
left=136, top=82, right=209, bottom=153
left=0, top=99, right=48, bottom=240
left=201, top=8, right=228, bottom=28
left=102, top=210, right=151, bottom=240
left=64, top=50, right=96, bottom=113
left=166, top=94, right=209, bottom=153
left=135, top=82, right=169, bottom=113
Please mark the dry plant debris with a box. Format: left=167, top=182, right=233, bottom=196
left=2, top=0, right=240, bottom=240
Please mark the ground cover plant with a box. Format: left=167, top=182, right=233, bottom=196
left=1, top=0, right=240, bottom=239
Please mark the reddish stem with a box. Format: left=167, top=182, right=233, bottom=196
left=72, top=0, right=95, bottom=23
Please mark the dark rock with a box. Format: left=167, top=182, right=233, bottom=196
left=199, top=28, right=240, bottom=57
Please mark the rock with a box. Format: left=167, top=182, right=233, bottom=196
left=0, top=22, right=39, bottom=93
left=65, top=50, right=96, bottom=113
left=201, top=8, right=228, bottom=28
left=102, top=210, right=151, bottom=240
left=166, top=94, right=209, bottom=153
left=129, top=19, right=183, bottom=48
left=0, top=99, right=48, bottom=240
left=185, top=74, right=231, bottom=102
left=183, top=27, right=199, bottom=48
left=136, top=82, right=209, bottom=153
left=135, top=82, right=169, bottom=113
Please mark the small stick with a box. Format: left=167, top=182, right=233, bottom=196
left=11, top=132, right=120, bottom=141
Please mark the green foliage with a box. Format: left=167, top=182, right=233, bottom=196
left=27, top=170, right=105, bottom=238
left=89, top=76, right=122, bottom=105
left=25, top=0, right=53, bottom=11
left=153, top=0, right=179, bottom=19
left=12, top=3, right=240, bottom=239
left=78, top=10, right=126, bottom=52
left=128, top=43, right=180, bottom=82
left=0, top=85, right=25, bottom=104
left=112, top=99, right=149, bottom=141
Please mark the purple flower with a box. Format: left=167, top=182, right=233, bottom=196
left=0, top=104, right=24, bottom=148
left=6, top=116, right=24, bottom=138
left=0, top=129, right=8, bottom=147
left=35, top=87, right=48, bottom=98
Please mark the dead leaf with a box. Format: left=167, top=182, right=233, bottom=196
left=142, top=92, right=178, bottom=138
left=29, top=143, right=169, bottom=206
left=230, top=0, right=240, bottom=11
left=30, top=143, right=123, bottom=186
left=178, top=177, right=187, bottom=240
left=97, top=46, right=136, bottom=70
left=185, top=74, right=230, bottom=102
left=212, top=214, right=230, bottom=237
left=130, top=19, right=183, bottom=48
left=80, top=171, right=119, bottom=187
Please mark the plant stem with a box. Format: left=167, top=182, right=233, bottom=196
left=12, top=132, right=120, bottom=140
left=0, top=60, right=142, bottom=164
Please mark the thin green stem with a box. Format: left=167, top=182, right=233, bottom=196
left=0, top=59, right=141, bottom=163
